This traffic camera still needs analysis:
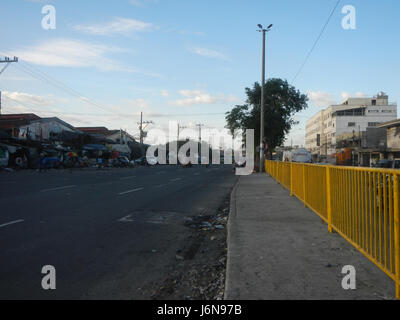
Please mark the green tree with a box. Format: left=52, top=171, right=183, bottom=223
left=225, top=78, right=308, bottom=155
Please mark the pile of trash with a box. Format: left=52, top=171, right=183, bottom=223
left=184, top=208, right=229, bottom=232
left=149, top=194, right=231, bottom=301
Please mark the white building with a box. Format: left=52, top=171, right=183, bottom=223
left=18, top=117, right=82, bottom=142
left=306, top=92, right=397, bottom=157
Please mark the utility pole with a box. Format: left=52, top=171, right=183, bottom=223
left=257, top=24, right=273, bottom=173
left=196, top=124, right=204, bottom=144
left=196, top=124, right=204, bottom=158
left=0, top=56, right=18, bottom=76
left=177, top=124, right=187, bottom=142
left=0, top=56, right=18, bottom=115
left=138, top=112, right=153, bottom=145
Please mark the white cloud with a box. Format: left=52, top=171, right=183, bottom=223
left=123, top=98, right=149, bottom=109
left=308, top=90, right=369, bottom=108
left=13, top=39, right=139, bottom=73
left=73, top=17, right=154, bottom=36
left=2, top=91, right=54, bottom=106
left=341, top=91, right=367, bottom=102
left=169, top=90, right=238, bottom=107
left=189, top=47, right=229, bottom=61
left=307, top=91, right=336, bottom=108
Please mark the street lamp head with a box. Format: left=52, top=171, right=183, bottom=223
left=257, top=24, right=263, bottom=29
left=267, top=24, right=273, bottom=29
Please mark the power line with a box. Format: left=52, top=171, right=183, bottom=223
left=291, top=0, right=341, bottom=83
left=144, top=112, right=227, bottom=117
left=0, top=49, right=119, bottom=115
left=13, top=63, right=115, bottom=115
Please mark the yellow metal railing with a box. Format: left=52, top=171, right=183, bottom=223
left=265, top=160, right=400, bottom=299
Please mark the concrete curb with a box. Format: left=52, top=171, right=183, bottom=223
left=224, top=175, right=240, bottom=300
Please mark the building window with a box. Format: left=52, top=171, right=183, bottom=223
left=368, top=122, right=380, bottom=127
left=372, top=99, right=377, bottom=106
left=348, top=122, right=356, bottom=127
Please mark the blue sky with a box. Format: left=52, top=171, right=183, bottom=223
left=0, top=0, right=399, bottom=146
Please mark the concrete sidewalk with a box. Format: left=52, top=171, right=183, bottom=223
left=225, top=173, right=396, bottom=300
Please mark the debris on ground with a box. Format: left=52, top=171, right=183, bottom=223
left=147, top=192, right=232, bottom=300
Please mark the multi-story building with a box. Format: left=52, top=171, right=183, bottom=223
left=305, top=92, right=397, bottom=158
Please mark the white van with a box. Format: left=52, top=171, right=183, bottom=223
left=282, top=148, right=312, bottom=163
left=291, top=148, right=312, bottom=163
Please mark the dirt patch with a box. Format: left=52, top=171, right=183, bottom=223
left=147, top=193, right=231, bottom=300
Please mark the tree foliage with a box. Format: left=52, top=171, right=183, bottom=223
left=225, top=78, right=308, bottom=151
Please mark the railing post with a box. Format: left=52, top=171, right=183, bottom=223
left=290, top=162, right=293, bottom=196
left=394, top=174, right=400, bottom=299
left=326, top=165, right=333, bottom=233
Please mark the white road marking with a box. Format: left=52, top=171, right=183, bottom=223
left=0, top=219, right=24, bottom=229
left=155, top=184, right=167, bottom=189
left=118, top=215, right=170, bottom=225
left=120, top=176, right=136, bottom=180
left=194, top=173, right=200, bottom=176
left=41, top=185, right=77, bottom=193
left=118, top=187, right=144, bottom=195
left=118, top=215, right=134, bottom=222
left=170, top=178, right=182, bottom=182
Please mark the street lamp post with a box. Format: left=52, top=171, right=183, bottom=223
left=257, top=24, right=273, bottom=173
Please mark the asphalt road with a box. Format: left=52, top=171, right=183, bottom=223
left=0, top=164, right=237, bottom=299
